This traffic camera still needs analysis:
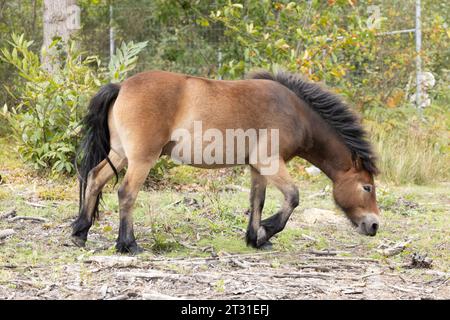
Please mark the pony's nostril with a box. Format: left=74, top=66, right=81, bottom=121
left=371, top=223, right=379, bottom=232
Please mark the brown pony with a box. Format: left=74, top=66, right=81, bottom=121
left=72, top=70, right=380, bottom=254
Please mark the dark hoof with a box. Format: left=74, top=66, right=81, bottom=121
left=245, top=227, right=258, bottom=248
left=71, top=235, right=86, bottom=248
left=258, top=241, right=273, bottom=250
left=246, top=226, right=272, bottom=249
left=116, top=241, right=143, bottom=255
left=256, top=226, right=268, bottom=247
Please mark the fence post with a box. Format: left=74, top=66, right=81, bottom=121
left=109, top=3, right=115, bottom=65
left=218, top=49, right=222, bottom=80
left=415, top=0, right=422, bottom=108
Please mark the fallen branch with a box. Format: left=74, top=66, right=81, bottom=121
left=106, top=294, right=129, bottom=300
left=386, top=284, right=417, bottom=293
left=309, top=249, right=350, bottom=256
left=116, top=270, right=181, bottom=280
left=271, top=272, right=351, bottom=280
left=377, top=240, right=411, bottom=257
left=301, top=234, right=317, bottom=242
left=24, top=201, right=48, bottom=208
left=149, top=250, right=281, bottom=263
left=230, top=258, right=250, bottom=269
left=142, top=291, right=184, bottom=300
left=0, top=208, right=16, bottom=220
left=295, top=264, right=331, bottom=272
left=85, top=256, right=138, bottom=268
left=9, top=216, right=48, bottom=223
left=360, top=271, right=384, bottom=280
left=0, top=229, right=15, bottom=240
left=232, top=286, right=256, bottom=295
left=307, top=256, right=379, bottom=263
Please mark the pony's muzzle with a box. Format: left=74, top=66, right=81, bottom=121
left=358, top=214, right=380, bottom=236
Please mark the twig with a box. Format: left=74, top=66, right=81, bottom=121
left=149, top=250, right=281, bottom=263
left=142, top=291, right=184, bottom=300
left=307, top=256, right=379, bottom=263
left=387, top=284, right=417, bottom=293
left=116, top=271, right=181, bottom=280
left=106, top=294, right=129, bottom=300
left=360, top=271, right=384, bottom=280
left=9, top=216, right=48, bottom=223
left=230, top=258, right=250, bottom=269
left=24, top=201, right=48, bottom=208
left=307, top=191, right=327, bottom=199
left=301, top=234, right=317, bottom=242
left=309, top=249, right=350, bottom=256
left=0, top=229, right=15, bottom=240
left=85, top=256, right=138, bottom=268
left=232, top=286, right=256, bottom=295
left=377, top=240, right=411, bottom=257
left=0, top=208, right=16, bottom=219
left=274, top=272, right=357, bottom=281
left=296, top=264, right=331, bottom=272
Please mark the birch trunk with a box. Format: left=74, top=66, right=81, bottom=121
left=42, top=0, right=78, bottom=72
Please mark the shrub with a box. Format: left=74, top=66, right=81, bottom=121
left=1, top=34, right=147, bottom=175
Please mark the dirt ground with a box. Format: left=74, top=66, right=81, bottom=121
left=0, top=173, right=448, bottom=300
left=0, top=138, right=449, bottom=300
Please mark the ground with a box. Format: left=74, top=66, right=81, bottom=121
left=0, top=139, right=449, bottom=300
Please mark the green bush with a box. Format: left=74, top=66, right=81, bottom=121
left=1, top=34, right=147, bottom=175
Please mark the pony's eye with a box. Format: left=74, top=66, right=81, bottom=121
left=363, top=185, right=372, bottom=193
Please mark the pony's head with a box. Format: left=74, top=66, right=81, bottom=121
left=333, top=165, right=380, bottom=236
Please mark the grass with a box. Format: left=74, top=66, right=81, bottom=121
left=366, top=101, right=450, bottom=185
left=0, top=135, right=449, bottom=289
left=1, top=169, right=448, bottom=270
left=373, top=127, right=449, bottom=185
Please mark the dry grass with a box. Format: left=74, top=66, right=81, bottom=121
left=370, top=124, right=449, bottom=185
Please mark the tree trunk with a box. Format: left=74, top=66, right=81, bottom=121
left=42, top=0, right=78, bottom=72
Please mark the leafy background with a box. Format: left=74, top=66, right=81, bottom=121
left=0, top=0, right=448, bottom=184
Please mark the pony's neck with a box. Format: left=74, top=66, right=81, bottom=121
left=299, top=119, right=354, bottom=183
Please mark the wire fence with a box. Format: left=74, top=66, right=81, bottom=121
left=2, top=1, right=446, bottom=108
left=80, top=1, right=426, bottom=105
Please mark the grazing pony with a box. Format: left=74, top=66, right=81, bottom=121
left=72, top=70, right=380, bottom=254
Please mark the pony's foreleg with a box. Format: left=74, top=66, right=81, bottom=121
left=246, top=167, right=267, bottom=248
left=115, top=157, right=157, bottom=254
left=256, top=161, right=299, bottom=247
left=72, top=152, right=126, bottom=247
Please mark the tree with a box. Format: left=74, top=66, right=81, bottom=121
left=42, top=0, right=79, bottom=72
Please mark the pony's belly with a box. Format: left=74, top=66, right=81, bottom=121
left=162, top=140, right=251, bottom=167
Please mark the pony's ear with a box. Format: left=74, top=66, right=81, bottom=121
left=353, top=157, right=363, bottom=171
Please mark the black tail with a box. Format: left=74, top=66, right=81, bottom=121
left=77, top=83, right=121, bottom=221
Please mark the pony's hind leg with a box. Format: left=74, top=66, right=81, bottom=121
left=246, top=167, right=267, bottom=247
left=71, top=152, right=126, bottom=247
left=115, top=156, right=158, bottom=254
left=255, top=160, right=299, bottom=247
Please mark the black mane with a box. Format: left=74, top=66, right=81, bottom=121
left=248, top=70, right=378, bottom=175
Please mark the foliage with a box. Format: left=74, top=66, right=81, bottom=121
left=210, top=2, right=378, bottom=97
left=108, top=41, right=148, bottom=82
left=1, top=34, right=147, bottom=174
left=210, top=1, right=449, bottom=110
left=208, top=1, right=449, bottom=184
left=0, top=1, right=448, bottom=184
